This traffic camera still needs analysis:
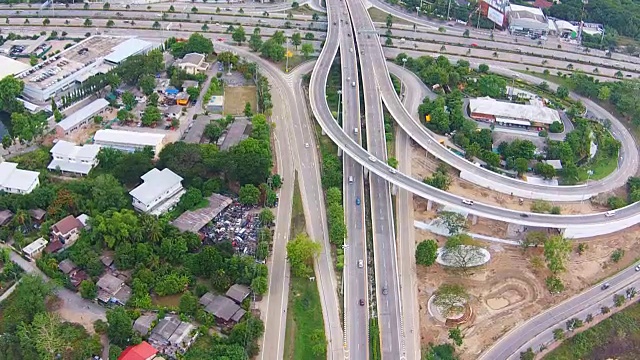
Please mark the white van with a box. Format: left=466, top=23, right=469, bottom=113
left=351, top=81, right=356, bottom=87
left=348, top=176, right=354, bottom=183
left=605, top=211, right=616, bottom=217
left=354, top=127, right=359, bottom=134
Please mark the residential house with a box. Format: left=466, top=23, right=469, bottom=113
left=176, top=53, right=209, bottom=74
left=181, top=80, right=199, bottom=91
left=58, top=258, right=88, bottom=287
left=225, top=284, right=251, bottom=304
left=176, top=92, right=190, bottom=106
left=49, top=214, right=86, bottom=251
left=129, top=168, right=185, bottom=216
left=47, top=140, right=100, bottom=176
left=118, top=341, right=158, bottom=360
left=0, top=161, right=40, bottom=194
left=93, top=129, right=166, bottom=158
left=164, top=105, right=183, bottom=120
left=147, top=315, right=197, bottom=357
left=54, top=98, right=109, bottom=137
left=23, top=237, right=48, bottom=260
left=206, top=96, right=224, bottom=113
left=200, top=293, right=246, bottom=324
left=164, top=86, right=179, bottom=96
left=0, top=210, right=13, bottom=227
left=29, top=208, right=46, bottom=223
left=133, top=313, right=158, bottom=336
left=97, top=273, right=131, bottom=305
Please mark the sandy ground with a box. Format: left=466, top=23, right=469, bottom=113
left=411, top=144, right=608, bottom=214
left=224, top=86, right=257, bottom=115
left=414, top=195, right=640, bottom=359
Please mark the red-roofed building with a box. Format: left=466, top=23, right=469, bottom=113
left=118, top=341, right=158, bottom=360
left=534, top=0, right=553, bottom=9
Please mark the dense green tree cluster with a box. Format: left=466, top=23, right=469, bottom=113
left=325, top=187, right=347, bottom=246
left=167, top=33, right=214, bottom=58
left=115, top=49, right=164, bottom=85
left=395, top=54, right=470, bottom=89
left=547, top=0, right=638, bottom=41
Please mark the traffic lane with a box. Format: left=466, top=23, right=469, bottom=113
left=483, top=267, right=640, bottom=359
left=384, top=27, right=640, bottom=72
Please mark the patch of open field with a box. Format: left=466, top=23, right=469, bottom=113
left=224, top=86, right=256, bottom=115
left=368, top=7, right=412, bottom=26
left=414, top=195, right=640, bottom=359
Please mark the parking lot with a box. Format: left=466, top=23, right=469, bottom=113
left=201, top=201, right=262, bottom=256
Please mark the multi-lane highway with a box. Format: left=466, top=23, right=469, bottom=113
left=339, top=8, right=370, bottom=359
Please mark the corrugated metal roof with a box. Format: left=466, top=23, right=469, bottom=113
left=469, top=97, right=560, bottom=125
left=57, top=98, right=109, bottom=131
left=94, top=129, right=165, bottom=147
left=104, top=38, right=153, bottom=64
left=130, top=168, right=183, bottom=205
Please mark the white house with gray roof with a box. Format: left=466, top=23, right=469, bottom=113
left=47, top=140, right=100, bottom=176
left=55, top=98, right=109, bottom=137
left=0, top=161, right=40, bottom=194
left=129, top=168, right=185, bottom=216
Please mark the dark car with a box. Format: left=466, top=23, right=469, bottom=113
left=356, top=197, right=361, bottom=206
left=359, top=299, right=365, bottom=306
left=520, top=213, right=529, bottom=218
left=601, top=283, right=611, bottom=290
left=382, top=287, right=388, bottom=295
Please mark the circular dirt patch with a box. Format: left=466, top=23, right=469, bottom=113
left=486, top=297, right=509, bottom=310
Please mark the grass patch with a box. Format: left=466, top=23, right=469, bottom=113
left=288, top=4, right=326, bottom=17
left=369, top=318, right=382, bottom=360
left=515, top=70, right=578, bottom=90
left=368, top=7, right=412, bottom=26
left=325, top=63, right=342, bottom=119
left=278, top=55, right=308, bottom=73
left=223, top=85, right=256, bottom=116
left=284, top=175, right=326, bottom=360
left=543, top=300, right=640, bottom=359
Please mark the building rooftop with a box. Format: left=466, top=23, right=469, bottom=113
left=129, top=168, right=183, bottom=206
left=105, top=38, right=154, bottom=64
left=94, top=129, right=165, bottom=147
left=0, top=55, right=30, bottom=80
left=182, top=80, right=199, bottom=90
left=0, top=161, right=40, bottom=193
left=180, top=53, right=205, bottom=66
left=543, top=159, right=563, bottom=170
left=56, top=99, right=109, bottom=132
left=51, top=214, right=84, bottom=236
left=469, top=97, right=560, bottom=125
left=58, top=259, right=78, bottom=275
left=97, top=273, right=124, bottom=295
left=23, top=237, right=48, bottom=255
left=225, top=284, right=251, bottom=304
left=29, top=208, right=46, bottom=221
left=171, top=193, right=233, bottom=233
left=231, top=308, right=246, bottom=323
left=199, top=292, right=216, bottom=307
left=204, top=295, right=242, bottom=322
left=219, top=118, right=250, bottom=151
left=208, top=96, right=224, bottom=107
left=118, top=341, right=158, bottom=360
left=51, top=140, right=101, bottom=159
left=165, top=105, right=183, bottom=115
left=133, top=313, right=158, bottom=336
left=0, top=210, right=13, bottom=226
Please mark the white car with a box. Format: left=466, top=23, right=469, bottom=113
left=389, top=168, right=397, bottom=174
left=305, top=143, right=310, bottom=148
left=368, top=155, right=376, bottom=162
left=605, top=211, right=616, bottom=217
left=635, top=265, right=640, bottom=271
left=462, top=199, right=474, bottom=206
left=358, top=259, right=363, bottom=268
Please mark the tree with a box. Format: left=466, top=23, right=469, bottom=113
left=259, top=209, right=275, bottom=226
left=191, top=6, right=198, bottom=13
left=53, top=109, right=63, bottom=123
left=2, top=134, right=11, bottom=150
left=298, top=42, right=314, bottom=59
left=415, top=239, right=438, bottom=266
left=106, top=19, right=115, bottom=27
left=121, top=91, right=136, bottom=110
left=0, top=76, right=24, bottom=113
left=386, top=13, right=393, bottom=28
left=544, top=235, right=572, bottom=274
left=478, top=64, right=489, bottom=73
left=260, top=39, right=286, bottom=62
left=79, top=279, right=98, bottom=299
left=103, top=2, right=110, bottom=10
left=169, top=5, right=175, bottom=12
left=272, top=30, right=286, bottom=45
left=84, top=18, right=92, bottom=27
left=227, top=138, right=273, bottom=186
left=106, top=307, right=133, bottom=348
left=287, top=233, right=321, bottom=277
left=553, top=328, right=565, bottom=340
left=448, top=327, right=464, bottom=347
left=141, top=105, right=161, bottom=126
left=291, top=32, right=302, bottom=49
left=232, top=25, right=246, bottom=45
left=598, top=85, right=611, bottom=101
left=441, top=234, right=485, bottom=272
left=179, top=292, right=199, bottom=316
left=520, top=348, right=535, bottom=360
left=239, top=184, right=261, bottom=205
left=433, top=283, right=469, bottom=317
left=251, top=275, right=268, bottom=295
left=244, top=102, right=253, bottom=117
left=271, top=174, right=283, bottom=189
left=434, top=211, right=468, bottom=235
left=147, top=92, right=159, bottom=106
left=477, top=75, right=506, bottom=98
left=42, top=18, right=50, bottom=26
left=556, top=86, right=569, bottom=99
left=305, top=32, right=315, bottom=40
left=249, top=29, right=263, bottom=52
left=138, top=74, right=156, bottom=96
left=549, top=121, right=564, bottom=133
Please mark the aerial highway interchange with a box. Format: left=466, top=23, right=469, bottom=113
left=6, top=0, right=640, bottom=359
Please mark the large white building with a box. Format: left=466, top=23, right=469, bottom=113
left=129, top=168, right=185, bottom=216
left=93, top=129, right=166, bottom=157
left=0, top=55, right=30, bottom=81
left=47, top=140, right=101, bottom=176
left=0, top=161, right=40, bottom=194
left=18, top=36, right=159, bottom=103
left=507, top=4, right=550, bottom=35
left=468, top=97, right=561, bottom=128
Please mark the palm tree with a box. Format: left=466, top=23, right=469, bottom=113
left=12, top=209, right=30, bottom=229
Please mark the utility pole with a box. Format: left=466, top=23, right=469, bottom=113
left=446, top=0, right=452, bottom=21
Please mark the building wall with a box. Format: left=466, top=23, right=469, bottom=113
left=23, top=60, right=105, bottom=103
left=1, top=177, right=39, bottom=194
left=93, top=141, right=162, bottom=157
left=132, top=182, right=183, bottom=213
left=55, top=107, right=106, bottom=137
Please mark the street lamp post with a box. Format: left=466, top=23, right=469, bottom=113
left=581, top=170, right=594, bottom=203
left=401, top=58, right=407, bottom=97
left=285, top=38, right=290, bottom=73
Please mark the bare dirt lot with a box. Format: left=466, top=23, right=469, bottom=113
left=414, top=197, right=640, bottom=359
left=224, top=86, right=257, bottom=116
left=411, top=144, right=608, bottom=214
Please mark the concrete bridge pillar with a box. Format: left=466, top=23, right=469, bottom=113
left=391, top=184, right=398, bottom=196
left=363, top=167, right=369, bottom=180
left=337, top=148, right=343, bottom=158
left=426, top=199, right=433, bottom=211
left=471, top=215, right=478, bottom=225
